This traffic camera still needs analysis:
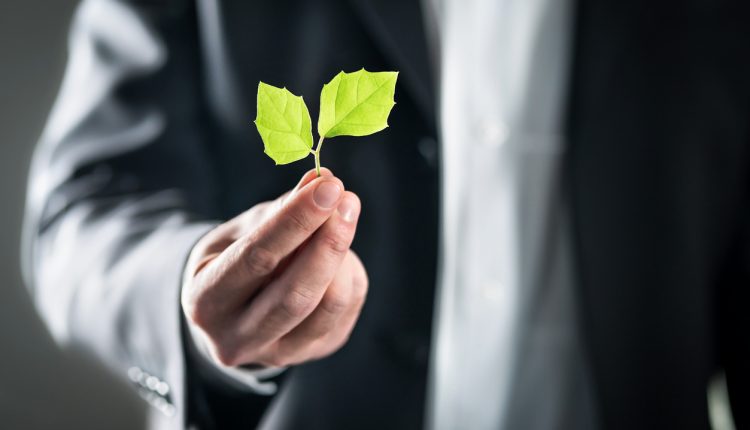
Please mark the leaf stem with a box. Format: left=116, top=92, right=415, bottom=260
left=313, top=135, right=325, bottom=177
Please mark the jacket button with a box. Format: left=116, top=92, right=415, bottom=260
left=418, top=136, right=438, bottom=167
left=377, top=330, right=430, bottom=367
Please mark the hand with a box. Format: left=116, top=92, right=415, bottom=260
left=182, top=168, right=368, bottom=368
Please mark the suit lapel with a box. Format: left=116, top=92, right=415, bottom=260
left=348, top=0, right=437, bottom=130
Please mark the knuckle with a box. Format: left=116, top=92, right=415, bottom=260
left=186, top=304, right=209, bottom=329
left=183, top=293, right=214, bottom=330
left=279, top=285, right=318, bottom=319
left=286, top=207, right=316, bottom=235
left=352, top=281, right=368, bottom=306
left=213, top=342, right=242, bottom=367
left=320, top=289, right=350, bottom=316
left=322, top=231, right=351, bottom=258
left=239, top=203, right=269, bottom=228
left=349, top=259, right=369, bottom=304
left=188, top=240, right=211, bottom=262
left=352, top=273, right=369, bottom=303
left=242, top=243, right=279, bottom=277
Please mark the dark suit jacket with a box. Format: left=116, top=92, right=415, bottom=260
left=24, top=0, right=749, bottom=429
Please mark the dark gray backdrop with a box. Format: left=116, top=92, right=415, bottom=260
left=0, top=1, right=145, bottom=428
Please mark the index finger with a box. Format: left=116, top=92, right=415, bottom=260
left=198, top=173, right=346, bottom=303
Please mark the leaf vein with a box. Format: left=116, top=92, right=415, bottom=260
left=260, top=90, right=295, bottom=132
left=327, top=78, right=392, bottom=133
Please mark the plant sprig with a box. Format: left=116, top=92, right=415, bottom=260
left=254, top=69, right=398, bottom=176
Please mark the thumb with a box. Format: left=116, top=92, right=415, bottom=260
left=280, top=168, right=335, bottom=206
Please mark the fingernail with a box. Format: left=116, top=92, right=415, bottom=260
left=313, top=181, right=342, bottom=209
left=337, top=196, right=359, bottom=223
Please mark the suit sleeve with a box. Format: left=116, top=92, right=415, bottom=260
left=21, top=0, right=247, bottom=426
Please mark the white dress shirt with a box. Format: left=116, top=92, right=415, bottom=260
left=426, top=0, right=599, bottom=429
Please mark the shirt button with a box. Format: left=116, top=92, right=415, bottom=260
left=127, top=367, right=143, bottom=383
left=481, top=121, right=509, bottom=147
left=146, top=376, right=160, bottom=391
left=156, top=381, right=170, bottom=396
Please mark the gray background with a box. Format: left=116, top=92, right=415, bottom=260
left=0, top=1, right=145, bottom=428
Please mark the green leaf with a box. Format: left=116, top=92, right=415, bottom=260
left=318, top=69, right=398, bottom=138
left=254, top=82, right=313, bottom=165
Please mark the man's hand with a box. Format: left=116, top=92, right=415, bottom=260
left=182, top=168, right=368, bottom=368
